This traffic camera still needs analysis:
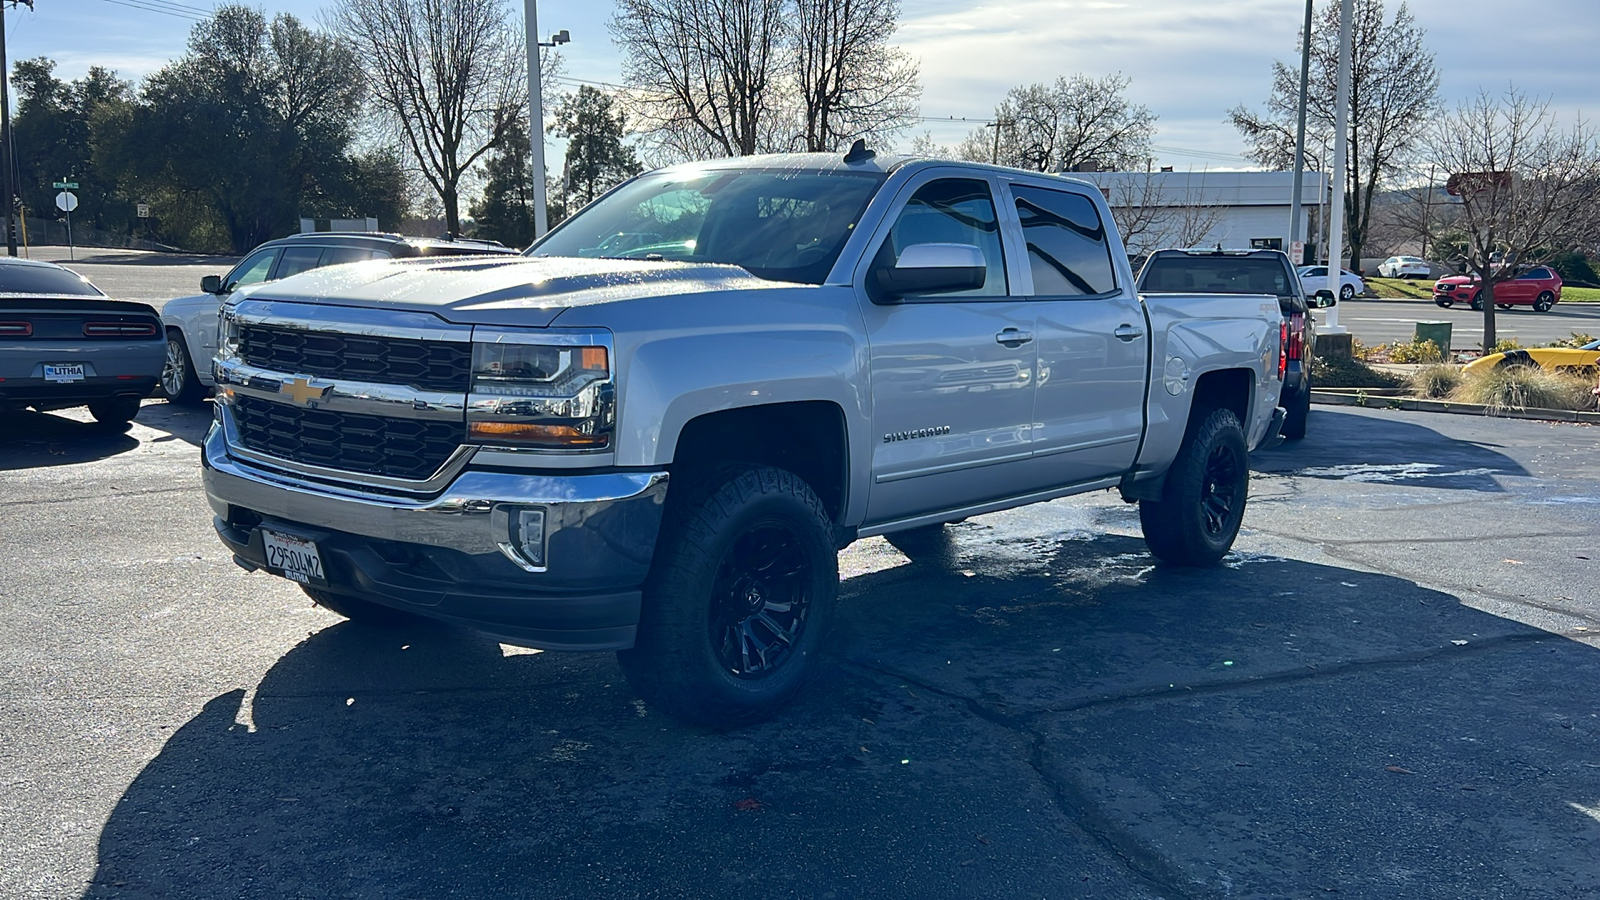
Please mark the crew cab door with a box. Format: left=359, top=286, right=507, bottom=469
left=1005, top=181, right=1146, bottom=485
left=856, top=173, right=1038, bottom=525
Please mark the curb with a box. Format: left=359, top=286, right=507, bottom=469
left=1310, top=389, right=1600, bottom=424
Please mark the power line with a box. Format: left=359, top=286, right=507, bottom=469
left=97, top=0, right=208, bottom=22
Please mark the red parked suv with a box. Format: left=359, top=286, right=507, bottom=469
left=1434, top=265, right=1563, bottom=312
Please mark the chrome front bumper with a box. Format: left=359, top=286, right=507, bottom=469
left=201, top=421, right=669, bottom=650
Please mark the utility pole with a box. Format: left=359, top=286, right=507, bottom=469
left=522, top=0, right=569, bottom=241
left=1324, top=0, right=1353, bottom=334
left=1288, top=0, right=1314, bottom=265
left=984, top=119, right=1012, bottom=166
left=0, top=1, right=24, bottom=257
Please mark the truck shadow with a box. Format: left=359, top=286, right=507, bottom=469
left=80, top=527, right=1600, bottom=898
left=1251, top=408, right=1529, bottom=492
left=0, top=401, right=209, bottom=470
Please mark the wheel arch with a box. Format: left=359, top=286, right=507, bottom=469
left=668, top=400, right=851, bottom=528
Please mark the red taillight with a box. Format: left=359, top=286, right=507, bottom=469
left=1287, top=313, right=1305, bottom=361
left=1279, top=321, right=1289, bottom=379
left=83, top=321, right=158, bottom=337
left=0, top=321, right=31, bottom=336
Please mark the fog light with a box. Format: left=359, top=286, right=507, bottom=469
left=493, top=506, right=547, bottom=572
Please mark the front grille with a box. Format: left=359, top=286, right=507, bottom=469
left=233, top=395, right=464, bottom=481
left=239, top=324, right=471, bottom=392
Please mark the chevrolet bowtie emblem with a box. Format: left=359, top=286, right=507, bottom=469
left=280, top=376, right=332, bottom=406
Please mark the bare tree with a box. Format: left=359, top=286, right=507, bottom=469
left=1104, top=174, right=1225, bottom=259
left=792, top=0, right=920, bottom=152
left=611, top=0, right=786, bottom=158
left=1229, top=0, right=1439, bottom=273
left=958, top=74, right=1155, bottom=172
left=1425, top=88, right=1600, bottom=348
left=334, top=0, right=522, bottom=235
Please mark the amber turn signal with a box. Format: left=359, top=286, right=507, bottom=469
left=467, top=421, right=609, bottom=448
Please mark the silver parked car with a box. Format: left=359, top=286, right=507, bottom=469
left=0, top=257, right=164, bottom=427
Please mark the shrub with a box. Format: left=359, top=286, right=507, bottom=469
left=1311, top=355, right=1406, bottom=389
left=1546, top=332, right=1598, bottom=349
left=1549, top=250, right=1599, bottom=287
left=1483, top=337, right=1523, bottom=354
left=1351, top=337, right=1375, bottom=361
left=1452, top=367, right=1596, bottom=413
left=1409, top=364, right=1461, bottom=399
left=1387, top=338, right=1446, bottom=364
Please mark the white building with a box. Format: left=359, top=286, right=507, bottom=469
left=1069, top=170, right=1329, bottom=264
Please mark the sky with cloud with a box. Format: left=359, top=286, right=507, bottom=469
left=13, top=0, right=1599, bottom=171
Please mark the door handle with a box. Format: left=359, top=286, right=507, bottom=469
left=995, top=328, right=1034, bottom=347
left=1113, top=324, right=1145, bottom=342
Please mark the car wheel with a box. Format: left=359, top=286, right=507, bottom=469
left=161, top=329, right=206, bottom=405
left=1496, top=304, right=1512, bottom=310
left=1471, top=293, right=1485, bottom=311
left=301, top=586, right=428, bottom=626
left=1340, top=284, right=1356, bottom=301
left=1139, top=407, right=1249, bottom=566
left=87, top=396, right=142, bottom=429
left=618, top=464, right=838, bottom=728
left=1281, top=382, right=1310, bottom=441
left=1535, top=292, right=1555, bottom=312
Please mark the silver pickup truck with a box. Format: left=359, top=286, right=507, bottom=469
left=202, top=149, right=1285, bottom=726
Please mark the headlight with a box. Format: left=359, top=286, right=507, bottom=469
left=466, top=330, right=615, bottom=450
left=218, top=304, right=240, bottom=357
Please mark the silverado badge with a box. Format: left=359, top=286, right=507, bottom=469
left=280, top=376, right=332, bottom=407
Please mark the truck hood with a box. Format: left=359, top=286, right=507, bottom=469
left=243, top=256, right=776, bottom=327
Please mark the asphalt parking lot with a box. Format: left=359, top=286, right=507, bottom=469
left=4, top=397, right=1599, bottom=899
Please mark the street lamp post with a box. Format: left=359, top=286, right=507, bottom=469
left=1324, top=0, right=1353, bottom=333
left=1288, top=0, right=1314, bottom=266
left=523, top=0, right=569, bottom=241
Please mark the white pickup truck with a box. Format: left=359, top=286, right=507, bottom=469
left=201, top=147, right=1285, bottom=726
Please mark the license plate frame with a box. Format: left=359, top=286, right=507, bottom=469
left=42, top=364, right=85, bottom=383
left=260, top=528, right=327, bottom=586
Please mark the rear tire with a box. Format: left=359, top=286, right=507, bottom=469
left=1535, top=292, right=1555, bottom=312
left=87, top=396, right=141, bottom=428
left=1140, top=408, right=1249, bottom=566
left=618, top=464, right=838, bottom=728
left=161, top=329, right=206, bottom=405
left=1341, top=283, right=1356, bottom=301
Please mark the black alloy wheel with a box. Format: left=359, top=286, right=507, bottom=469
left=1471, top=293, right=1485, bottom=311
left=1198, top=442, right=1242, bottom=538
left=619, top=464, right=838, bottom=728
left=709, top=520, right=814, bottom=678
left=1535, top=291, right=1556, bottom=312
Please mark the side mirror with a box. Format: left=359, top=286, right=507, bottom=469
left=873, top=243, right=986, bottom=301
left=201, top=274, right=224, bottom=294
left=1312, top=289, right=1337, bottom=309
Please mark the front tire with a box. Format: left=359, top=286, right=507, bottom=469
left=87, top=395, right=141, bottom=429
left=161, top=329, right=206, bottom=404
left=1535, top=292, right=1555, bottom=312
left=1471, top=293, right=1485, bottom=311
left=619, top=465, right=838, bottom=728
left=1140, top=408, right=1249, bottom=566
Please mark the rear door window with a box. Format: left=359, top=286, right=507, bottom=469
left=273, top=246, right=326, bottom=280
left=320, top=247, right=379, bottom=266
left=1011, top=184, right=1116, bottom=296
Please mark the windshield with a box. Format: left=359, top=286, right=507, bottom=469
left=526, top=169, right=886, bottom=285
left=0, top=263, right=103, bottom=296
left=1142, top=255, right=1294, bottom=296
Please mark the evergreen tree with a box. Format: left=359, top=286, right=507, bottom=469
left=553, top=86, right=641, bottom=209
left=470, top=116, right=536, bottom=248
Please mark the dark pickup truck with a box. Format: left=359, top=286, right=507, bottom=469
left=1137, top=248, right=1334, bottom=440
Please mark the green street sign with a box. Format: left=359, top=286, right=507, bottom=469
left=52, top=181, right=78, bottom=189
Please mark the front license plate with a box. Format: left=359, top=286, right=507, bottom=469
left=42, top=364, right=85, bottom=383
left=261, top=529, right=325, bottom=585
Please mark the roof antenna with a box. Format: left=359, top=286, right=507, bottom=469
left=843, top=139, right=875, bottom=164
